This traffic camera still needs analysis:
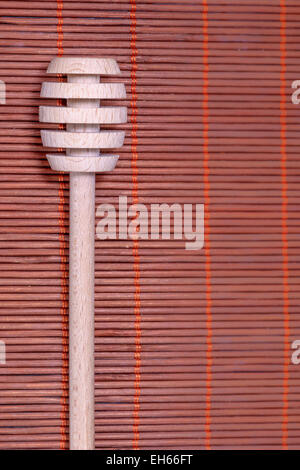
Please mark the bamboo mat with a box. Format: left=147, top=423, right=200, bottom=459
left=0, top=0, right=300, bottom=450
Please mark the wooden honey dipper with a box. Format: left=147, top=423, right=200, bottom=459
left=39, top=57, right=127, bottom=450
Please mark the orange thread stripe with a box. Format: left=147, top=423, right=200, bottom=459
left=56, top=0, right=68, bottom=450
left=57, top=0, right=64, bottom=57
left=130, top=0, right=141, bottom=451
left=280, top=0, right=290, bottom=450
left=202, top=0, right=212, bottom=451
left=58, top=174, right=68, bottom=450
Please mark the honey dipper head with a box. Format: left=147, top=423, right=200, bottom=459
left=39, top=57, right=127, bottom=173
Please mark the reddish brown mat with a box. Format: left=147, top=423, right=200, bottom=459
left=0, top=0, right=299, bottom=450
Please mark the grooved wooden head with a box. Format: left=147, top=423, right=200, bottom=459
left=39, top=57, right=127, bottom=172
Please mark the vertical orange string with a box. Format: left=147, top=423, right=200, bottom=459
left=56, top=0, right=68, bottom=450
left=280, top=0, right=290, bottom=451
left=130, top=0, right=141, bottom=451
left=57, top=0, right=64, bottom=57
left=202, top=0, right=212, bottom=451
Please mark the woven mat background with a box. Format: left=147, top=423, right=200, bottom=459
left=0, top=0, right=300, bottom=450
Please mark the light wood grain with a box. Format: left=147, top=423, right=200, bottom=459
left=39, top=57, right=127, bottom=450
left=39, top=106, right=127, bottom=124
left=67, top=72, right=98, bottom=451
left=41, top=129, right=125, bottom=148
left=47, top=57, right=121, bottom=75
left=46, top=154, right=119, bottom=172
left=69, top=172, right=95, bottom=450
left=41, top=82, right=126, bottom=99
